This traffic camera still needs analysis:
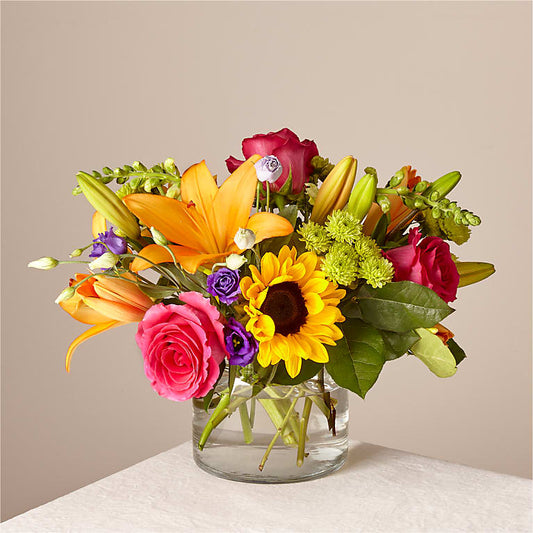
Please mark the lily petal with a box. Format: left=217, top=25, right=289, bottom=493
left=213, top=155, right=261, bottom=245
left=59, top=293, right=111, bottom=325
left=245, top=212, right=293, bottom=246
left=81, top=296, right=147, bottom=322
left=130, top=244, right=229, bottom=274
left=94, top=276, right=153, bottom=310
left=65, top=321, right=120, bottom=372
left=123, top=194, right=216, bottom=252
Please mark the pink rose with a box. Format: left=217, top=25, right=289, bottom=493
left=384, top=228, right=460, bottom=303
left=226, top=128, right=319, bottom=194
left=136, top=292, right=227, bottom=401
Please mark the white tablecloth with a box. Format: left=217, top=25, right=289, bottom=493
left=3, top=441, right=531, bottom=532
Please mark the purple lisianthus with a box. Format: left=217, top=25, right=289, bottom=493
left=224, top=318, right=258, bottom=366
left=206, top=267, right=241, bottom=305
left=90, top=227, right=127, bottom=258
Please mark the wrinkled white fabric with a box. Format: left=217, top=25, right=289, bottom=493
left=3, top=441, right=532, bottom=532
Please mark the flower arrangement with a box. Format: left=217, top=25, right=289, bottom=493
left=30, top=128, right=494, bottom=476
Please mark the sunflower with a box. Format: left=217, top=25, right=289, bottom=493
left=240, top=246, right=346, bottom=378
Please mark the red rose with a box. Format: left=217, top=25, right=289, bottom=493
left=226, top=128, right=318, bottom=194
left=384, top=228, right=460, bottom=303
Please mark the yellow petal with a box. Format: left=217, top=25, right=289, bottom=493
left=284, top=351, right=302, bottom=378
left=91, top=211, right=107, bottom=238
left=245, top=212, right=294, bottom=246
left=65, top=321, right=120, bottom=372
left=306, top=338, right=329, bottom=363
left=304, top=292, right=325, bottom=315
left=93, top=279, right=153, bottom=312
left=213, top=155, right=261, bottom=245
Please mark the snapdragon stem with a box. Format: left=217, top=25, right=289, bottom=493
left=266, top=182, right=270, bottom=212
left=259, top=391, right=304, bottom=471
left=297, top=397, right=313, bottom=467
left=256, top=182, right=261, bottom=211
left=239, top=403, right=253, bottom=444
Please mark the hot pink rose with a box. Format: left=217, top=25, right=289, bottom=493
left=136, top=292, right=227, bottom=401
left=226, top=128, right=319, bottom=194
left=384, top=228, right=460, bottom=303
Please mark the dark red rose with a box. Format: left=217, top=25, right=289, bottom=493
left=226, top=128, right=318, bottom=194
left=384, top=227, right=460, bottom=303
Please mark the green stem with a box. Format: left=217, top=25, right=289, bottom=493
left=256, top=182, right=261, bottom=210
left=239, top=403, right=253, bottom=444
left=297, top=397, right=313, bottom=467
left=249, top=397, right=256, bottom=428
left=198, top=389, right=231, bottom=450
left=259, top=391, right=304, bottom=471
left=266, top=181, right=270, bottom=212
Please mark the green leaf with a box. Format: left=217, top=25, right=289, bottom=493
left=447, top=338, right=467, bottom=365
left=358, top=281, right=454, bottom=333
left=341, top=298, right=362, bottom=319
left=277, top=168, right=293, bottom=195
left=371, top=213, right=390, bottom=246
left=381, top=330, right=419, bottom=361
left=272, top=360, right=322, bottom=385
left=326, top=318, right=385, bottom=398
left=411, top=328, right=457, bottom=377
left=138, top=284, right=178, bottom=299
left=278, top=204, right=299, bottom=226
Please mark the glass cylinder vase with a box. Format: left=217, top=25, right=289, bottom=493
left=192, top=370, right=349, bottom=483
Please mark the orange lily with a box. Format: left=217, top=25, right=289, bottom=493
left=60, top=273, right=153, bottom=371
left=363, top=166, right=421, bottom=236
left=123, top=156, right=294, bottom=274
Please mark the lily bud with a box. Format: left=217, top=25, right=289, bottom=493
left=77, top=172, right=140, bottom=240
left=89, top=252, right=119, bottom=270
left=424, top=171, right=461, bottom=200
left=311, top=156, right=357, bottom=224
left=55, top=286, right=75, bottom=304
left=28, top=257, right=59, bottom=270
left=226, top=253, right=247, bottom=270
left=150, top=227, right=168, bottom=246
left=254, top=156, right=283, bottom=184
left=456, top=261, right=495, bottom=287
left=347, top=173, right=378, bottom=220
left=234, top=228, right=256, bottom=250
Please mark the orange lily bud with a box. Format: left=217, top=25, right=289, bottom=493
left=310, top=156, right=357, bottom=224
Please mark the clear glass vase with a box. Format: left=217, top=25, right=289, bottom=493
left=192, top=370, right=349, bottom=483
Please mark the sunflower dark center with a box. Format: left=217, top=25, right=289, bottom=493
left=260, top=281, right=308, bottom=336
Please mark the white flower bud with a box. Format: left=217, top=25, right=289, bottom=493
left=28, top=257, right=59, bottom=270
left=150, top=227, right=168, bottom=246
left=69, top=249, right=83, bottom=258
left=55, top=286, right=75, bottom=304
left=234, top=228, right=256, bottom=250
left=89, top=252, right=119, bottom=270
left=226, top=254, right=247, bottom=270
left=254, top=155, right=283, bottom=184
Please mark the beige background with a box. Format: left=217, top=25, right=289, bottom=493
left=2, top=0, right=531, bottom=522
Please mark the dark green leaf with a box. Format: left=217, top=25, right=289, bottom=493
left=341, top=298, right=362, bottom=319
left=381, top=330, right=420, bottom=361
left=278, top=205, right=299, bottom=226
left=326, top=318, right=385, bottom=398
left=358, top=281, right=453, bottom=333
left=447, top=338, right=467, bottom=365
left=272, top=360, right=322, bottom=385
left=371, top=213, right=390, bottom=246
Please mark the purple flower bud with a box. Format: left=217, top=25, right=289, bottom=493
left=224, top=318, right=258, bottom=366
left=90, top=227, right=127, bottom=258
left=206, top=267, right=241, bottom=305
left=254, top=155, right=283, bottom=184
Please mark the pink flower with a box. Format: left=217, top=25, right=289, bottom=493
left=226, top=128, right=319, bottom=194
left=384, top=228, right=460, bottom=303
left=136, top=292, right=227, bottom=401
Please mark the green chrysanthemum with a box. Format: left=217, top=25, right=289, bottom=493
left=321, top=242, right=359, bottom=286
left=352, top=234, right=381, bottom=259
left=325, top=210, right=362, bottom=244
left=357, top=255, right=395, bottom=288
left=298, top=221, right=332, bottom=254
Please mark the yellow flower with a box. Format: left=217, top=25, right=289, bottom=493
left=240, top=246, right=346, bottom=378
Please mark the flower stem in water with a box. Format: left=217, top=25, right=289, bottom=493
left=297, top=397, right=313, bottom=467
left=239, top=403, right=253, bottom=444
